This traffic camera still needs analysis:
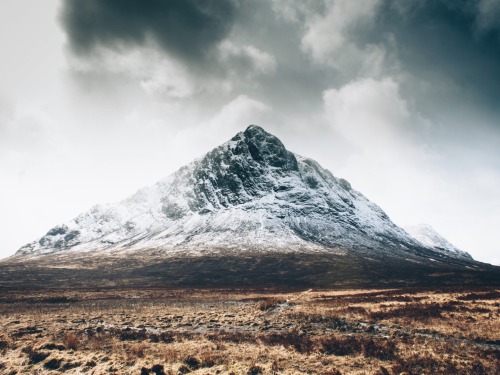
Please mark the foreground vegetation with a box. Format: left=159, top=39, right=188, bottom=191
left=0, top=287, right=498, bottom=374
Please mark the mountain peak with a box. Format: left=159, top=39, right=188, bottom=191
left=229, top=124, right=297, bottom=170
left=244, top=124, right=267, bottom=134
left=242, top=124, right=277, bottom=145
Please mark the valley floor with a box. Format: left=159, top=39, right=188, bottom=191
left=0, top=286, right=498, bottom=374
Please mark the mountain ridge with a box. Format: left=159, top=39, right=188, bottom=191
left=15, top=125, right=453, bottom=261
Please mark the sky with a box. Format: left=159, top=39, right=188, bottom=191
left=0, top=0, right=499, bottom=264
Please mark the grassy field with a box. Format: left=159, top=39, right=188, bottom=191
left=0, top=287, right=498, bottom=374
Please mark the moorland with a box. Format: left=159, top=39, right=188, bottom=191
left=0, top=286, right=498, bottom=374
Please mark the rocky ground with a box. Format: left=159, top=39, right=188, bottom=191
left=0, top=287, right=498, bottom=374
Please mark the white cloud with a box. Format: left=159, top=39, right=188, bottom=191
left=172, top=95, right=270, bottom=156
left=210, top=95, right=270, bottom=126
left=323, top=77, right=411, bottom=152
left=69, top=46, right=197, bottom=99
left=218, top=41, right=277, bottom=78
left=300, top=0, right=385, bottom=75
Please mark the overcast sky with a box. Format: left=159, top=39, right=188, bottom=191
left=1, top=0, right=499, bottom=264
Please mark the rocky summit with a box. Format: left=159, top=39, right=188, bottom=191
left=3, top=125, right=498, bottom=288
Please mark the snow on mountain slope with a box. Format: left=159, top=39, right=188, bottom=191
left=404, top=224, right=473, bottom=260
left=15, top=125, right=469, bottom=262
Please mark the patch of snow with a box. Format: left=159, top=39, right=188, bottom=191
left=404, top=224, right=473, bottom=260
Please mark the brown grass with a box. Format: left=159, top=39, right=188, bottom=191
left=260, top=329, right=314, bottom=353
left=0, top=286, right=497, bottom=374
left=257, top=297, right=285, bottom=311
left=62, top=331, right=79, bottom=350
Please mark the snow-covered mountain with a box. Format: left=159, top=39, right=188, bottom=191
left=404, top=224, right=472, bottom=260
left=15, top=125, right=472, bottom=263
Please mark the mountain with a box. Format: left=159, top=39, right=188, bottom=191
left=404, top=224, right=472, bottom=260
left=3, top=125, right=497, bottom=289
left=14, top=125, right=457, bottom=259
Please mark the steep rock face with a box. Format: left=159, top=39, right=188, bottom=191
left=16, top=125, right=471, bottom=262
left=404, top=224, right=473, bottom=260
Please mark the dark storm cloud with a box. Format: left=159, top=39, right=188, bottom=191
left=60, top=0, right=500, bottom=127
left=226, top=0, right=500, bottom=123
left=373, top=0, right=500, bottom=117
left=60, top=0, right=237, bottom=63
